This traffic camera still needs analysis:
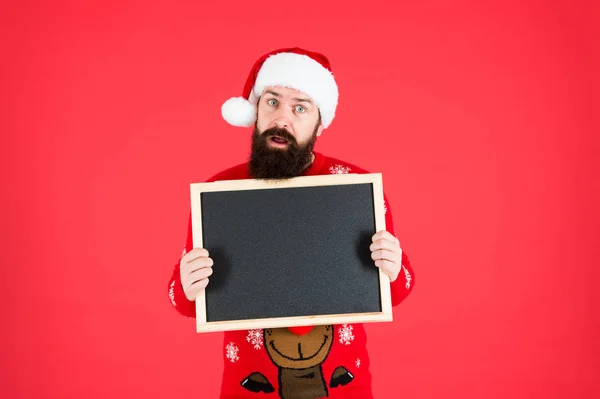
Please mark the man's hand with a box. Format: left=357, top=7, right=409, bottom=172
left=180, top=248, right=214, bottom=301
left=370, top=230, right=402, bottom=282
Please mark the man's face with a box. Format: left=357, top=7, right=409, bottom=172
left=249, top=86, right=324, bottom=179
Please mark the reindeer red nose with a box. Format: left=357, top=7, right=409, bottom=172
left=288, top=326, right=314, bottom=335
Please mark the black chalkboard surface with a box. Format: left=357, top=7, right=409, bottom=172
left=189, top=173, right=392, bottom=333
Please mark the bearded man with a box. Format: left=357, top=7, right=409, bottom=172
left=167, top=47, right=415, bottom=399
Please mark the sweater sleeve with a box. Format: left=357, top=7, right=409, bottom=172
left=167, top=213, right=197, bottom=318
left=383, top=193, right=415, bottom=307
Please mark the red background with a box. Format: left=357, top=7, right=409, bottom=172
left=2, top=1, right=599, bottom=398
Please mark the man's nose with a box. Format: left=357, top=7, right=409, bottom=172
left=272, top=107, right=293, bottom=129
left=274, top=118, right=289, bottom=129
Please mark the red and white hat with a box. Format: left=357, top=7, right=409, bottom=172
left=221, top=47, right=339, bottom=129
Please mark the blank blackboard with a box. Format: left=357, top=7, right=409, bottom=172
left=189, top=173, right=392, bottom=333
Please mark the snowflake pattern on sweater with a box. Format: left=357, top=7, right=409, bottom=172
left=329, top=164, right=351, bottom=174
left=225, top=342, right=239, bottom=363
left=338, top=324, right=355, bottom=346
left=246, top=329, right=264, bottom=350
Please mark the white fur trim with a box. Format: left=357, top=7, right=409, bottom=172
left=221, top=97, right=257, bottom=127
left=252, top=52, right=338, bottom=128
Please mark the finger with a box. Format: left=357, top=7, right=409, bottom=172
left=370, top=238, right=400, bottom=253
left=372, top=230, right=400, bottom=245
left=184, top=278, right=209, bottom=301
left=371, top=249, right=401, bottom=264
left=183, top=275, right=212, bottom=296
left=182, top=248, right=210, bottom=263
left=181, top=256, right=213, bottom=273
left=374, top=259, right=400, bottom=282
left=183, top=266, right=213, bottom=286
left=189, top=266, right=213, bottom=281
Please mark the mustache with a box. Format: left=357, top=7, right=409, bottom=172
left=262, top=127, right=297, bottom=145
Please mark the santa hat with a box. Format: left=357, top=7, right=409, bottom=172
left=221, top=47, right=339, bottom=129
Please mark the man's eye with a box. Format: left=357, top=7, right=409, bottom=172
left=268, top=99, right=278, bottom=106
left=295, top=105, right=306, bottom=113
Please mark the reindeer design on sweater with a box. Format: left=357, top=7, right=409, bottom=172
left=241, top=325, right=354, bottom=398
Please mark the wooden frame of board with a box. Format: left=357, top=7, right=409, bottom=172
left=189, top=173, right=393, bottom=333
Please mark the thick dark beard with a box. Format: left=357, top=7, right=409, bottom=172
left=248, top=124, right=318, bottom=180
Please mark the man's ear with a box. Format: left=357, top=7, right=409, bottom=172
left=316, top=111, right=324, bottom=137
left=316, top=124, right=324, bottom=137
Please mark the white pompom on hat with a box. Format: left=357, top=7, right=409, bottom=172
left=221, top=47, right=339, bottom=129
